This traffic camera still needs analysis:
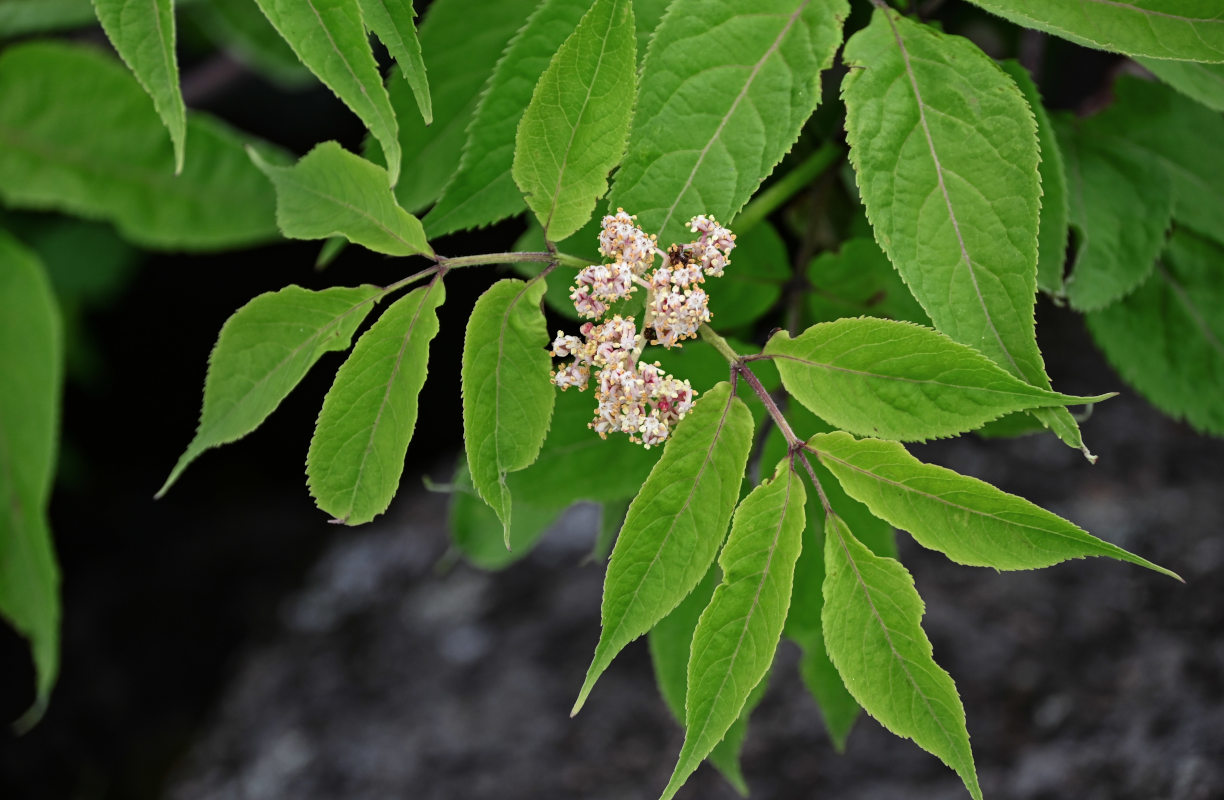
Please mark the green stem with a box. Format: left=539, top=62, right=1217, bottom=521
left=435, top=250, right=558, bottom=269
left=733, top=141, right=844, bottom=235
left=699, top=323, right=742, bottom=364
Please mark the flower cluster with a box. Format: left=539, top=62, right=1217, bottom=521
left=549, top=210, right=735, bottom=448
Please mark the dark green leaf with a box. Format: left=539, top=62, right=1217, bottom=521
left=807, top=238, right=930, bottom=325
left=187, top=0, right=313, bottom=88
left=449, top=462, right=560, bottom=570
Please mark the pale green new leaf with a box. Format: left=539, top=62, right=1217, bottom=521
left=808, top=238, right=931, bottom=325
left=808, top=431, right=1179, bottom=579
left=1087, top=230, right=1224, bottom=436
left=660, top=460, right=806, bottom=800
left=573, top=382, right=754, bottom=714
left=823, top=515, right=982, bottom=800
left=513, top=0, right=636, bottom=242
left=93, top=0, right=186, bottom=173
left=251, top=142, right=432, bottom=257
left=158, top=284, right=383, bottom=498
left=307, top=281, right=445, bottom=525
left=356, top=0, right=431, bottom=123
left=0, top=232, right=62, bottom=728
left=610, top=0, right=850, bottom=246
left=448, top=462, right=560, bottom=570
left=462, top=279, right=554, bottom=544
left=764, top=319, right=1108, bottom=441
left=1138, top=58, right=1224, bottom=112
left=254, top=0, right=402, bottom=183
left=0, top=42, right=281, bottom=250
left=965, top=0, right=1224, bottom=63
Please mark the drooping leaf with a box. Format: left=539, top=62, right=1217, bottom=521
left=965, top=0, right=1224, bottom=63
left=0, top=231, right=62, bottom=727
left=251, top=142, right=432, bottom=257
left=448, top=462, right=560, bottom=570
left=822, top=514, right=982, bottom=800
left=1138, top=58, right=1224, bottom=112
left=513, top=0, right=637, bottom=242
left=609, top=0, right=850, bottom=246
left=253, top=0, right=402, bottom=183
left=0, top=42, right=281, bottom=250
left=807, top=238, right=931, bottom=325
left=1087, top=229, right=1224, bottom=436
left=187, top=0, right=313, bottom=88
left=573, top=382, right=754, bottom=714
left=307, top=281, right=446, bottom=525
left=93, top=0, right=186, bottom=173
left=462, top=279, right=555, bottom=544
left=764, top=319, right=1109, bottom=441
left=158, top=284, right=383, bottom=498
left=1056, top=118, right=1171, bottom=311
left=357, top=0, right=431, bottom=124
left=660, top=460, right=806, bottom=800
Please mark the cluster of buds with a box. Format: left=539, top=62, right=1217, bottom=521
left=549, top=210, right=735, bottom=448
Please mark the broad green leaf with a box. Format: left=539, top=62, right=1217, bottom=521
left=573, top=382, right=754, bottom=713
left=764, top=319, right=1109, bottom=441
left=609, top=0, right=850, bottom=246
left=253, top=0, right=402, bottom=183
left=965, top=0, right=1224, bottom=63
left=448, top=462, right=560, bottom=570
left=307, top=281, right=445, bottom=525
left=708, top=221, right=790, bottom=330
left=251, top=142, right=432, bottom=257
left=823, top=515, right=982, bottom=800
left=809, top=431, right=1180, bottom=579
left=513, top=0, right=637, bottom=242
left=0, top=42, right=281, bottom=250
left=0, top=0, right=96, bottom=36
left=660, top=460, right=806, bottom=800
left=1138, top=58, right=1224, bottom=112
left=158, top=284, right=383, bottom=498
left=462, top=279, right=555, bottom=544
left=93, top=0, right=186, bottom=173
left=357, top=0, right=431, bottom=123
left=187, top=0, right=313, bottom=88
left=1000, top=61, right=1069, bottom=298
left=0, top=232, right=62, bottom=727
left=808, top=238, right=930, bottom=325
left=1087, top=230, right=1224, bottom=436
left=1056, top=118, right=1171, bottom=311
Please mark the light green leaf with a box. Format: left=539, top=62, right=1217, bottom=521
left=448, top=462, right=560, bottom=570
left=1056, top=118, right=1172, bottom=311
left=307, top=281, right=446, bottom=525
left=809, top=430, right=1180, bottom=579
left=764, top=319, right=1109, bottom=441
left=253, top=0, right=401, bottom=183
left=808, top=238, right=931, bottom=325
left=357, top=0, right=431, bottom=124
left=573, top=381, right=754, bottom=714
left=513, top=0, right=637, bottom=242
left=823, top=514, right=982, bottom=800
left=609, top=0, right=849, bottom=246
left=965, top=0, right=1224, bottom=63
left=1087, top=229, right=1224, bottom=436
left=0, top=0, right=97, bottom=36
left=158, top=284, right=383, bottom=498
left=0, top=42, right=281, bottom=250
left=660, top=460, right=806, bottom=800
left=93, top=0, right=186, bottom=173
left=0, top=231, right=62, bottom=728
left=251, top=141, right=432, bottom=257
left=1138, top=58, right=1224, bottom=112
left=462, top=279, right=555, bottom=545
left=187, top=0, right=313, bottom=89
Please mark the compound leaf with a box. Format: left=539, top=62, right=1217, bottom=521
left=1138, top=58, right=1224, bottom=112
left=357, top=0, right=431, bottom=123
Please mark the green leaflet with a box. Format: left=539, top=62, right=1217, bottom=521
left=253, top=0, right=401, bottom=183
left=424, top=0, right=592, bottom=237
left=808, top=238, right=931, bottom=325
left=1087, top=230, right=1224, bottom=436
left=357, top=0, right=431, bottom=124
left=307, top=281, right=446, bottom=525
left=448, top=462, right=559, bottom=570
left=573, top=382, right=754, bottom=714
left=0, top=42, right=281, bottom=251
left=808, top=431, right=1180, bottom=579
left=822, top=514, right=982, bottom=800
left=609, top=0, right=849, bottom=246
left=187, top=0, right=313, bottom=89
left=965, top=0, right=1224, bottom=63
left=93, top=0, right=186, bottom=173
left=763, top=319, right=1109, bottom=441
left=1138, top=58, right=1224, bottom=112
left=0, top=232, right=62, bottom=728
left=462, top=279, right=555, bottom=545
left=1056, top=118, right=1172, bottom=312
left=1000, top=61, right=1069, bottom=298
left=513, top=0, right=637, bottom=242
left=660, top=460, right=806, bottom=800
left=158, top=284, right=383, bottom=498
left=251, top=142, right=432, bottom=258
